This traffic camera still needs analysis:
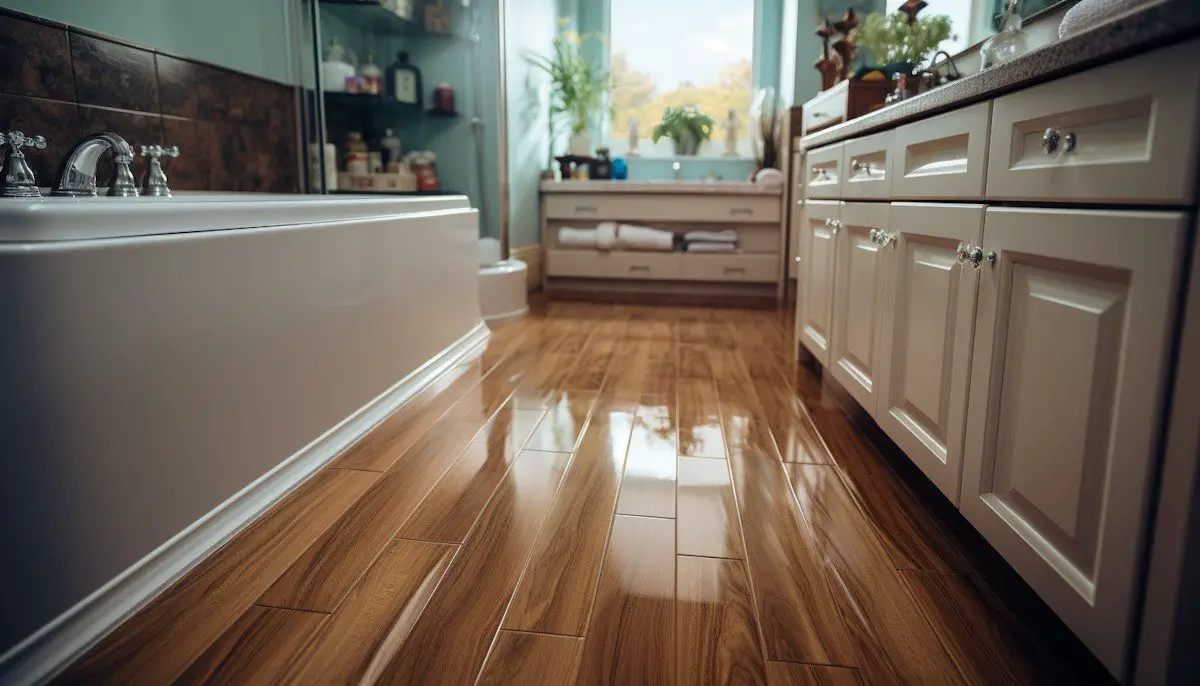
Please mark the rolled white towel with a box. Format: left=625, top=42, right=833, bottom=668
left=686, top=242, right=737, bottom=253
left=617, top=223, right=675, bottom=251
left=559, top=226, right=598, bottom=249
left=684, top=229, right=738, bottom=244
left=596, top=221, right=618, bottom=250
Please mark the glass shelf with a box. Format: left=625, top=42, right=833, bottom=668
left=318, top=0, right=463, bottom=39
left=323, top=92, right=461, bottom=120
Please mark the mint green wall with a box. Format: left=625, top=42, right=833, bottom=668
left=506, top=0, right=558, bottom=246
left=0, top=0, right=296, bottom=83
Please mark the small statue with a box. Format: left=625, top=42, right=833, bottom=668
left=722, top=110, right=739, bottom=157
left=627, top=117, right=640, bottom=157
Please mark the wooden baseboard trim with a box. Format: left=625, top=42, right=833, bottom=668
left=0, top=323, right=491, bottom=685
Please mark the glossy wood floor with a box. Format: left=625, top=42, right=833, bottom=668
left=56, top=299, right=1109, bottom=685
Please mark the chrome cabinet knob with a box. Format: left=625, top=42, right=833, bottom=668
left=957, top=244, right=997, bottom=269
left=1042, top=127, right=1077, bottom=157
left=868, top=228, right=879, bottom=243
left=824, top=218, right=833, bottom=228
left=794, top=255, right=802, bottom=263
left=851, top=159, right=873, bottom=175
left=877, top=231, right=895, bottom=248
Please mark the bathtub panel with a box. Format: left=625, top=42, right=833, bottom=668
left=0, top=206, right=482, bottom=654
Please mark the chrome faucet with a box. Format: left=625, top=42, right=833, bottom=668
left=139, top=145, right=180, bottom=197
left=1, top=131, right=47, bottom=198
left=52, top=132, right=139, bottom=197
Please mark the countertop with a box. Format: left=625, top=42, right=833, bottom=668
left=540, top=180, right=783, bottom=196
left=801, top=0, right=1200, bottom=150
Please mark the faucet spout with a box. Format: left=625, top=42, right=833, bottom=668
left=52, top=132, right=139, bottom=197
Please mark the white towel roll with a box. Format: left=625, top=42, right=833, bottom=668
left=558, top=227, right=598, bottom=249
left=617, top=223, right=675, bottom=251
left=596, top=221, right=618, bottom=250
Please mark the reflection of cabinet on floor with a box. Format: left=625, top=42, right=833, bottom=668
left=794, top=38, right=1200, bottom=682
left=539, top=182, right=787, bottom=300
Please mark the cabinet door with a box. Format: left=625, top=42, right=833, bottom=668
left=961, top=207, right=1186, bottom=676
left=797, top=200, right=840, bottom=363
left=876, top=203, right=983, bottom=503
left=828, top=202, right=889, bottom=412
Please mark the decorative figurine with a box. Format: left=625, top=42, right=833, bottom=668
left=627, top=117, right=641, bottom=157
left=814, top=20, right=840, bottom=91
left=722, top=110, right=739, bottom=157
left=899, top=0, right=929, bottom=24
left=831, top=9, right=859, bottom=82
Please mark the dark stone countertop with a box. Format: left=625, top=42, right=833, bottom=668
left=801, top=0, right=1200, bottom=151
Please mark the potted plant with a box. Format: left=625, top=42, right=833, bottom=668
left=651, top=106, right=715, bottom=156
left=529, top=22, right=609, bottom=157
left=853, top=10, right=954, bottom=77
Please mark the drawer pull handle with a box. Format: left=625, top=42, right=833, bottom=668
left=574, top=205, right=598, bottom=213
left=811, top=111, right=830, bottom=118
left=811, top=167, right=831, bottom=180
left=629, top=265, right=651, bottom=272
left=724, top=266, right=747, bottom=274
left=730, top=207, right=754, bottom=216
left=851, top=159, right=874, bottom=176
left=1041, top=128, right=1077, bottom=157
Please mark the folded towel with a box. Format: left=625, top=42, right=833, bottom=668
left=596, top=221, right=617, bottom=250
left=617, top=223, right=674, bottom=251
left=558, top=227, right=598, bottom=249
left=684, top=229, right=738, bottom=244
left=686, top=242, right=738, bottom=253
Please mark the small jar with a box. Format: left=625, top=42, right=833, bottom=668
left=432, top=83, right=456, bottom=113
left=590, top=147, right=613, bottom=180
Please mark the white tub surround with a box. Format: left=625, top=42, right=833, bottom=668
left=539, top=180, right=787, bottom=300
left=0, top=195, right=484, bottom=683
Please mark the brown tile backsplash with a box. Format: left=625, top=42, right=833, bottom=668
left=70, top=32, right=159, bottom=112
left=0, top=13, right=74, bottom=100
left=0, top=8, right=299, bottom=194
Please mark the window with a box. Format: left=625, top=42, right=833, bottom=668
left=608, top=0, right=756, bottom=158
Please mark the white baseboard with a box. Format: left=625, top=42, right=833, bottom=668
left=0, top=323, right=490, bottom=686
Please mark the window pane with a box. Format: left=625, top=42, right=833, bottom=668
left=609, top=0, right=755, bottom=158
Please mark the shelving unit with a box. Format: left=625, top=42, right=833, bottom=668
left=302, top=0, right=499, bottom=233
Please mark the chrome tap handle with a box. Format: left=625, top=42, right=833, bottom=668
left=139, top=145, right=180, bottom=197
left=1, top=131, right=47, bottom=198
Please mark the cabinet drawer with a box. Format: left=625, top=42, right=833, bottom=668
left=841, top=130, right=894, bottom=199
left=681, top=253, right=779, bottom=283
left=544, top=194, right=780, bottom=223
left=804, top=82, right=848, bottom=133
left=986, top=42, right=1200, bottom=205
left=893, top=102, right=990, bottom=199
left=546, top=249, right=681, bottom=280
left=805, top=143, right=843, bottom=199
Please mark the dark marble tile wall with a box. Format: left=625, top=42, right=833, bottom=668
left=0, top=9, right=299, bottom=193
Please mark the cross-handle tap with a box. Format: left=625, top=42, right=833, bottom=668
left=140, top=145, right=180, bottom=197
left=1, top=131, right=47, bottom=198
left=52, top=132, right=139, bottom=197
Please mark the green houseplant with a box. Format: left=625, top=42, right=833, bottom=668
left=853, top=11, right=954, bottom=74
left=651, top=106, right=715, bottom=156
left=529, top=22, right=609, bottom=157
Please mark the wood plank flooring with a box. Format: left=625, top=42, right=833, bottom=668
left=56, top=300, right=1111, bottom=685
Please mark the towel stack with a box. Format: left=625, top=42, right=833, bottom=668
left=557, top=222, right=675, bottom=252
left=683, top=229, right=738, bottom=253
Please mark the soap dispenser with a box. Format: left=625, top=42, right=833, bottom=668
left=321, top=37, right=356, bottom=92
left=388, top=51, right=423, bottom=107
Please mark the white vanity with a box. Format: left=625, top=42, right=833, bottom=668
left=795, top=35, right=1200, bottom=682
left=540, top=180, right=786, bottom=299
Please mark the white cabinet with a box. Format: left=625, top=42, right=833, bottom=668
left=876, top=204, right=983, bottom=503
left=827, top=202, right=890, bottom=411
left=805, top=144, right=843, bottom=199
left=841, top=131, right=894, bottom=200
left=986, top=42, right=1199, bottom=205
left=797, top=200, right=840, bottom=363
left=891, top=102, right=990, bottom=200
left=960, top=207, right=1187, bottom=675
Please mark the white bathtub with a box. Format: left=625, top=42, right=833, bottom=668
left=0, top=193, right=485, bottom=681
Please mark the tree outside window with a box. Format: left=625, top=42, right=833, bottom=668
left=607, top=0, right=755, bottom=158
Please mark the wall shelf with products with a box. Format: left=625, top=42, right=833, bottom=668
left=318, top=0, right=467, bottom=40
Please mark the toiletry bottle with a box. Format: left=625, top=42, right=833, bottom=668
left=389, top=51, right=423, bottom=107
left=380, top=129, right=402, bottom=170
left=345, top=132, right=369, bottom=174
left=360, top=54, right=383, bottom=95
left=321, top=37, right=356, bottom=93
